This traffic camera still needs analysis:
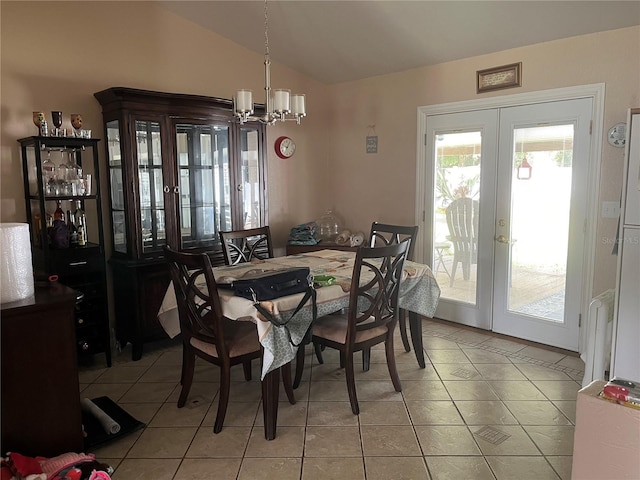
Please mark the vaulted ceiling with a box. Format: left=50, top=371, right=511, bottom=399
left=158, top=1, right=640, bottom=84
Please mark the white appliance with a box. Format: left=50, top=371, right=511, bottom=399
left=582, top=289, right=615, bottom=387
left=610, top=108, right=640, bottom=381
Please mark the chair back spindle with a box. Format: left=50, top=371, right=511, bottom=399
left=369, top=222, right=418, bottom=260
left=220, top=226, right=274, bottom=265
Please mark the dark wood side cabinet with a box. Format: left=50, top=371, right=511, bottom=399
left=18, top=136, right=111, bottom=367
left=1, top=283, right=84, bottom=457
left=94, top=87, right=267, bottom=359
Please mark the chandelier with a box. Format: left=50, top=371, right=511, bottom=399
left=234, top=0, right=306, bottom=125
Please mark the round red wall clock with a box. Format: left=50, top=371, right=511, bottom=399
left=274, top=136, right=296, bottom=159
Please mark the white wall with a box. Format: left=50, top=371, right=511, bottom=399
left=321, top=27, right=640, bottom=296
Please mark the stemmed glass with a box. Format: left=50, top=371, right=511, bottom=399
left=51, top=111, right=62, bottom=136
left=67, top=150, right=84, bottom=195
left=56, top=150, right=70, bottom=193
left=70, top=114, right=83, bottom=138
left=42, top=151, right=56, bottom=195
left=33, top=112, right=45, bottom=135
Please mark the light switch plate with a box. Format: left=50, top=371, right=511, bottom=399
left=602, top=201, right=620, bottom=218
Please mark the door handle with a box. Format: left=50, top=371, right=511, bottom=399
left=496, top=235, right=510, bottom=244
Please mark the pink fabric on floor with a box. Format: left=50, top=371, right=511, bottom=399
left=40, top=452, right=95, bottom=478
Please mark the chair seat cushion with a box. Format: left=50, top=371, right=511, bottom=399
left=191, top=320, right=261, bottom=358
left=312, top=314, right=388, bottom=345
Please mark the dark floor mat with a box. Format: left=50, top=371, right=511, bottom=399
left=82, top=396, right=145, bottom=450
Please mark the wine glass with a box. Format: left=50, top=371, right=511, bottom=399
left=42, top=151, right=56, bottom=195
left=70, top=114, right=83, bottom=138
left=51, top=111, right=62, bottom=137
left=56, top=150, right=69, bottom=189
left=67, top=150, right=84, bottom=195
left=33, top=112, right=45, bottom=134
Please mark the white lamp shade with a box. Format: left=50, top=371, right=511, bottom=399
left=291, top=94, right=306, bottom=116
left=235, top=90, right=253, bottom=113
left=273, top=89, right=291, bottom=114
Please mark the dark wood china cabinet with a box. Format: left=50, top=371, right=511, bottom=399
left=94, top=87, right=267, bottom=360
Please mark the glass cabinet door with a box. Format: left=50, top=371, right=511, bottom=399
left=176, top=123, right=231, bottom=249
left=239, top=126, right=263, bottom=229
left=106, top=120, right=127, bottom=254
left=136, top=120, right=166, bottom=254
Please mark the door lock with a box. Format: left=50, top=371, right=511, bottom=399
left=498, top=219, right=506, bottom=227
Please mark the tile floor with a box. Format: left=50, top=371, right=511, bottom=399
left=79, top=318, right=585, bottom=480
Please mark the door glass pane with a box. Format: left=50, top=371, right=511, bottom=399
left=136, top=120, right=165, bottom=253
left=508, top=125, right=573, bottom=321
left=240, top=128, right=262, bottom=229
left=106, top=120, right=127, bottom=254
left=432, top=131, right=481, bottom=305
left=107, top=122, right=121, bottom=167
left=176, top=123, right=231, bottom=249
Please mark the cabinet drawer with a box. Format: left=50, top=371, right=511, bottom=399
left=49, top=252, right=104, bottom=275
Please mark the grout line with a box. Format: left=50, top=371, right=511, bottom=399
left=425, top=328, right=584, bottom=378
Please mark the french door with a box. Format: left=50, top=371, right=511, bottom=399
left=423, top=97, right=593, bottom=350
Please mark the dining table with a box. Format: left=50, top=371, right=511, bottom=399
left=157, top=249, right=440, bottom=440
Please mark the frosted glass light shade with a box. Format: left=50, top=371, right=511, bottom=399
left=235, top=90, right=253, bottom=113
left=273, top=89, right=291, bottom=114
left=291, top=94, right=306, bottom=116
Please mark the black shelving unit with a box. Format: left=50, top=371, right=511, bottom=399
left=18, top=135, right=111, bottom=367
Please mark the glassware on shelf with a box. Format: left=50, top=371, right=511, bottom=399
left=56, top=150, right=69, bottom=184
left=67, top=151, right=84, bottom=195
left=83, top=174, right=92, bottom=196
left=54, top=200, right=64, bottom=221
left=51, top=111, right=62, bottom=137
left=42, top=151, right=56, bottom=195
left=33, top=112, right=45, bottom=134
left=70, top=114, right=83, bottom=137
left=67, top=204, right=78, bottom=247
left=74, top=200, right=87, bottom=246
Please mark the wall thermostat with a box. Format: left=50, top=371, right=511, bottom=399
left=608, top=123, right=626, bottom=148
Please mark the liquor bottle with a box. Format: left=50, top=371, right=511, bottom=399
left=74, top=200, right=87, bottom=246
left=54, top=200, right=64, bottom=221
left=66, top=205, right=78, bottom=247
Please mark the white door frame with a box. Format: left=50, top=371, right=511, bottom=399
left=415, top=84, right=605, bottom=350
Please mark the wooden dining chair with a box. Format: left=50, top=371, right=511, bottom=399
left=164, top=246, right=263, bottom=433
left=218, top=227, right=297, bottom=401
left=219, top=226, right=274, bottom=265
left=311, top=242, right=409, bottom=414
left=367, top=222, right=419, bottom=362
